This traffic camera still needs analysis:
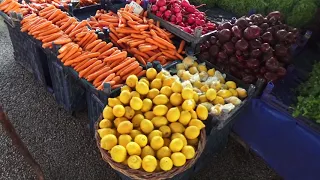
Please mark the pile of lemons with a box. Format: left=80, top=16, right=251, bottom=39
left=98, top=68, right=207, bottom=173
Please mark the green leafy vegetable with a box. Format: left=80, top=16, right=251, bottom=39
left=287, top=0, right=317, bottom=27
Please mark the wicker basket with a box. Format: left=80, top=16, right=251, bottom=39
left=95, top=115, right=206, bottom=180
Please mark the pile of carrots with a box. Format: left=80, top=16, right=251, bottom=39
left=87, top=6, right=186, bottom=66
left=0, top=0, right=26, bottom=15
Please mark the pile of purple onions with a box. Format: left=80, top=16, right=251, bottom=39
left=199, top=11, right=299, bottom=84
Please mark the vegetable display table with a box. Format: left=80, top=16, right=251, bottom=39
left=233, top=99, right=320, bottom=180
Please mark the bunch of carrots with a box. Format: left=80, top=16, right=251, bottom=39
left=0, top=0, right=26, bottom=15
left=87, top=6, right=186, bottom=66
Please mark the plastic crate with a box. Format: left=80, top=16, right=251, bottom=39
left=46, top=51, right=87, bottom=112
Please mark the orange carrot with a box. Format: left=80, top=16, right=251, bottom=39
left=91, top=42, right=106, bottom=52
left=120, top=61, right=139, bottom=76
left=177, top=40, right=185, bottom=53
left=84, top=63, right=105, bottom=79
left=87, top=66, right=111, bottom=81
left=76, top=58, right=97, bottom=72
left=147, top=52, right=162, bottom=62
left=136, top=70, right=146, bottom=77
left=53, top=38, right=72, bottom=45
left=64, top=52, right=100, bottom=65
left=98, top=42, right=113, bottom=53
left=145, top=38, right=167, bottom=49
left=103, top=51, right=127, bottom=62
left=86, top=40, right=102, bottom=51
left=152, top=36, right=176, bottom=49
left=79, top=60, right=101, bottom=78
left=121, top=66, right=143, bottom=80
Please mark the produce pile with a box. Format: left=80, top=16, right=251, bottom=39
left=149, top=0, right=216, bottom=35
left=293, top=62, right=320, bottom=123
left=199, top=11, right=299, bottom=84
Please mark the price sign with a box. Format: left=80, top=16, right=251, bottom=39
left=128, top=1, right=143, bottom=15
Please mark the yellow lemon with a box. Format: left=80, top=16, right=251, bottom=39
left=156, top=71, right=165, bottom=80
left=207, top=68, right=215, bottom=76
left=126, top=75, right=138, bottom=88
left=113, top=105, right=125, bottom=117
left=171, top=152, right=186, bottom=167
left=146, top=68, right=157, bottom=80
left=100, top=134, right=117, bottom=150
left=189, top=66, right=198, bottom=74
left=141, top=98, right=153, bottom=112
left=193, top=81, right=203, bottom=89
left=160, top=157, right=173, bottom=171
left=130, top=97, right=143, bottom=111
left=98, top=128, right=116, bottom=138
left=159, top=125, right=171, bottom=138
left=229, top=89, right=238, bottom=97
left=226, top=81, right=237, bottom=89
left=181, top=145, right=195, bottom=159
left=178, top=111, right=192, bottom=126
left=99, top=119, right=112, bottom=129
left=102, top=106, right=114, bottom=120
left=142, top=155, right=157, bottom=172
left=185, top=126, right=200, bottom=139
left=131, top=91, right=141, bottom=98
left=169, top=138, right=184, bottom=152
left=140, top=78, right=150, bottom=86
left=136, top=82, right=149, bottom=95
left=197, top=64, right=207, bottom=72
left=213, top=96, right=225, bottom=105
left=148, top=130, right=163, bottom=141
left=150, top=136, right=164, bottom=150
left=193, top=92, right=199, bottom=102
left=206, top=88, right=217, bottom=101
left=140, top=119, right=154, bottom=134
left=163, top=138, right=171, bottom=147
left=236, top=88, right=247, bottom=99
left=169, top=122, right=185, bottom=134
left=127, top=155, right=142, bottom=170
left=189, top=119, right=205, bottom=129
left=190, top=110, right=198, bottom=119
left=176, top=63, right=185, bottom=70
left=130, top=129, right=142, bottom=139
left=147, top=88, right=160, bottom=99
left=153, top=94, right=169, bottom=105
left=153, top=105, right=168, bottom=116
left=196, top=104, right=208, bottom=120
left=119, top=90, right=132, bottom=105
left=126, top=142, right=141, bottom=156
left=110, top=145, right=127, bottom=163
left=151, top=116, right=168, bottom=128
left=171, top=81, right=183, bottom=93
left=117, top=121, right=133, bottom=134
left=144, top=111, right=155, bottom=120
left=166, top=107, right=180, bottom=122
left=217, top=90, right=233, bottom=99
left=181, top=88, right=194, bottom=100
left=108, top=98, right=122, bottom=107
left=187, top=138, right=199, bottom=146
left=121, top=85, right=131, bottom=92
left=118, top=134, right=132, bottom=147
left=141, top=146, right=155, bottom=158
left=150, top=78, right=162, bottom=90
left=199, top=95, right=208, bottom=103
left=157, top=146, right=172, bottom=159
left=171, top=133, right=187, bottom=146
left=182, top=99, right=195, bottom=111
left=200, top=85, right=209, bottom=92
left=114, top=117, right=128, bottom=128
left=160, top=86, right=172, bottom=97
left=132, top=114, right=144, bottom=128
left=162, top=77, right=175, bottom=87
left=170, top=93, right=183, bottom=106
left=134, top=134, right=148, bottom=147
left=124, top=106, right=135, bottom=119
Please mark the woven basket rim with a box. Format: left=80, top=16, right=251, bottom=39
left=95, top=115, right=206, bottom=180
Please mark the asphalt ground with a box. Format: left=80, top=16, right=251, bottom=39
left=0, top=17, right=281, bottom=180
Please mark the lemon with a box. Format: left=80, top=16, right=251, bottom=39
left=130, top=129, right=142, bottom=139
left=98, top=128, right=116, bottom=138
left=181, top=145, right=195, bottom=159
left=117, top=121, right=133, bottom=134
left=108, top=98, right=122, bottom=107
left=147, top=130, right=162, bottom=140
left=171, top=152, right=186, bottom=167
left=160, top=157, right=173, bottom=171
left=200, top=85, right=209, bottom=92
left=153, top=94, right=169, bottom=105
left=189, top=110, right=197, bottom=119
left=206, top=88, right=217, bottom=101
left=182, top=99, right=195, bottom=111
left=141, top=98, right=153, bottom=112
left=226, top=81, right=237, bottom=89
left=189, top=119, right=205, bottom=129
left=165, top=107, right=180, bottom=122
left=189, top=66, right=198, bottom=74
left=141, top=146, right=155, bottom=158
left=170, top=93, right=183, bottom=106
left=193, top=92, right=199, bottom=102
left=136, top=82, right=149, bottom=95
left=146, top=68, right=157, bottom=80
left=121, top=85, right=131, bottom=92
left=113, top=117, right=128, bottom=128
left=196, top=104, right=208, bottom=120
left=150, top=136, right=164, bottom=150
left=119, top=90, right=131, bottom=105
left=229, top=89, right=238, bottom=97
left=169, top=122, right=185, bottom=134
left=207, top=68, right=215, bottom=76
left=113, top=105, right=125, bottom=118
left=147, top=88, right=159, bottom=99
left=236, top=88, right=247, bottom=99
left=193, top=81, right=203, bottom=89
left=199, top=95, right=208, bottom=103
left=126, top=75, right=138, bottom=88
left=144, top=111, right=155, bottom=120
left=99, top=119, right=112, bottom=129
left=102, top=106, right=114, bottom=120
left=142, top=155, right=157, bottom=172
left=100, top=134, right=117, bottom=150
left=185, top=126, right=200, bottom=139
left=163, top=138, right=171, bottom=147
left=217, top=90, right=233, bottom=99
left=169, top=138, right=184, bottom=152
left=159, top=126, right=171, bottom=138
left=178, top=111, right=192, bottom=126
left=118, top=134, right=132, bottom=147
left=140, top=119, right=154, bottom=134
left=171, top=81, right=183, bottom=93
left=187, top=138, right=199, bottom=147
left=134, top=134, right=148, bottom=147
left=132, top=114, right=144, bottom=128
left=124, top=106, right=135, bottom=119
left=153, top=105, right=168, bottom=116
left=197, top=64, right=207, bottom=72
left=181, top=88, right=194, bottom=100
left=157, top=146, right=172, bottom=159
left=131, top=91, right=140, bottom=98
left=162, top=77, right=175, bottom=87
left=150, top=78, right=162, bottom=90
left=126, top=142, right=141, bottom=155
left=128, top=155, right=142, bottom=170
left=213, top=96, right=225, bottom=105
left=110, top=145, right=127, bottom=163
left=156, top=71, right=165, bottom=80
left=129, top=97, right=143, bottom=111
left=160, top=86, right=172, bottom=97
left=171, top=133, right=187, bottom=146
left=140, top=78, right=150, bottom=86
left=151, top=116, right=168, bottom=128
